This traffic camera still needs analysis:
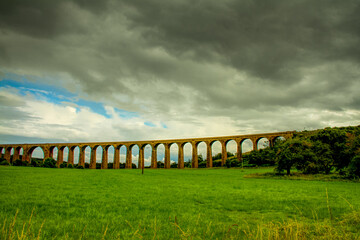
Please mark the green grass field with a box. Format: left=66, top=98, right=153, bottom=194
left=0, top=166, right=359, bottom=239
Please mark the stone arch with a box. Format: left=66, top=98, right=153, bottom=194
left=4, top=146, right=14, bottom=163
left=49, top=146, right=58, bottom=160
left=155, top=143, right=165, bottom=168
left=210, top=140, right=222, bottom=167
left=0, top=147, right=4, bottom=158
left=13, top=146, right=24, bottom=162
left=225, top=139, right=237, bottom=158
left=271, top=136, right=286, bottom=147
left=240, top=138, right=254, bottom=154
left=56, top=146, right=68, bottom=166
left=106, top=145, right=115, bottom=169
left=142, top=144, right=152, bottom=168
left=90, top=145, right=102, bottom=169
left=168, top=142, right=178, bottom=168
left=112, top=144, right=122, bottom=169
left=256, top=137, right=270, bottom=150
left=29, top=146, right=45, bottom=162
left=69, top=146, right=80, bottom=166
left=119, top=145, right=127, bottom=168
left=196, top=141, right=207, bottom=168
left=182, top=142, right=192, bottom=168
left=80, top=145, right=91, bottom=168
left=129, top=144, right=139, bottom=169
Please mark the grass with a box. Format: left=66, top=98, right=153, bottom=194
left=0, top=166, right=359, bottom=239
left=243, top=171, right=359, bottom=182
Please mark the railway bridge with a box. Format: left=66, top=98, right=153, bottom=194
left=0, top=131, right=295, bottom=169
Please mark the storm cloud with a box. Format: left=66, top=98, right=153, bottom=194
left=0, top=0, right=359, bottom=143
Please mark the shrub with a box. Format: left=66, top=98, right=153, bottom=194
left=198, top=161, right=207, bottom=168
left=157, top=161, right=164, bottom=168
left=212, top=160, right=222, bottom=167
left=59, top=162, right=67, bottom=168
left=85, top=162, right=90, bottom=168
left=31, top=159, right=39, bottom=167
left=43, top=158, right=56, bottom=168
left=14, top=159, right=29, bottom=166
left=0, top=160, right=10, bottom=166
left=132, top=163, right=137, bottom=169
left=67, top=164, right=73, bottom=168
left=225, top=158, right=232, bottom=168
left=76, top=165, right=84, bottom=169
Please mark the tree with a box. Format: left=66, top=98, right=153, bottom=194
left=275, top=138, right=312, bottom=175
left=43, top=158, right=56, bottom=168
left=310, top=128, right=348, bottom=170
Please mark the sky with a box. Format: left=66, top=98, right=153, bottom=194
left=1, top=0, right=360, bottom=156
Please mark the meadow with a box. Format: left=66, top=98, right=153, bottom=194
left=0, top=166, right=359, bottom=239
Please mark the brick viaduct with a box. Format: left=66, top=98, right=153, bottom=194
left=0, top=131, right=295, bottom=169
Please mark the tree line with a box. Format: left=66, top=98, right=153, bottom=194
left=225, top=126, right=360, bottom=178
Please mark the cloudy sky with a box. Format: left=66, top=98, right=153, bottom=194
left=1, top=0, right=360, bottom=149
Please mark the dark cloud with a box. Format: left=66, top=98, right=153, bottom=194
left=121, top=0, right=360, bottom=83
left=0, top=0, right=359, bottom=139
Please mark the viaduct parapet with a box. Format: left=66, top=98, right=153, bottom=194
left=0, top=131, right=295, bottom=169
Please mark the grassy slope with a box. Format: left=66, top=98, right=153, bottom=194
left=0, top=166, right=359, bottom=239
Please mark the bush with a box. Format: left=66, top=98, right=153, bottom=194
left=198, top=161, right=207, bottom=168
left=0, top=160, right=10, bottom=166
left=43, top=158, right=56, bottom=168
left=76, top=165, right=84, bottom=169
left=67, top=164, right=73, bottom=168
left=132, top=163, right=137, bottom=169
left=85, top=163, right=90, bottom=168
left=225, top=158, right=232, bottom=168
left=30, top=159, right=41, bottom=167
left=157, top=161, right=164, bottom=168
left=59, top=162, right=67, bottom=168
left=212, top=160, right=222, bottom=167
left=13, top=159, right=24, bottom=166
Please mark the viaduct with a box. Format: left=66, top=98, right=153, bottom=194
left=0, top=131, right=295, bottom=169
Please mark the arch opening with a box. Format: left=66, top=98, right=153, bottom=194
left=94, top=145, right=103, bottom=169
left=143, top=144, right=152, bottom=168
left=51, top=147, right=58, bottom=161
left=183, top=142, right=192, bottom=168
left=119, top=146, right=127, bottom=168
left=57, top=146, right=69, bottom=167
left=226, top=139, right=237, bottom=157
left=131, top=145, right=139, bottom=169
left=225, top=140, right=238, bottom=167
left=257, top=137, right=269, bottom=150
left=169, top=143, right=178, bottom=168
left=72, top=146, right=80, bottom=165
left=83, top=146, right=91, bottom=168
left=107, top=145, right=115, bottom=169
left=30, top=147, right=45, bottom=162
left=211, top=141, right=222, bottom=167
left=156, top=144, right=165, bottom=168
left=241, top=139, right=253, bottom=154
left=197, top=142, right=207, bottom=168
left=274, top=136, right=286, bottom=145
